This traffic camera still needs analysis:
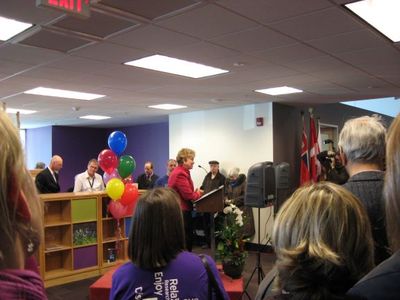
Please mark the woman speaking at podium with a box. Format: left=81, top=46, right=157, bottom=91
left=168, top=148, right=204, bottom=251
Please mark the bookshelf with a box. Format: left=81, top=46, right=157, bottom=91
left=39, top=191, right=140, bottom=287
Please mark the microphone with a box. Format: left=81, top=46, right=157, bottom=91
left=198, top=165, right=208, bottom=174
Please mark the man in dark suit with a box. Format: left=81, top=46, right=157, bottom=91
left=35, top=155, right=63, bottom=193
left=338, top=116, right=391, bottom=264
left=137, top=161, right=159, bottom=189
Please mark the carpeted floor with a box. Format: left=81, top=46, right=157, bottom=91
left=46, top=246, right=276, bottom=300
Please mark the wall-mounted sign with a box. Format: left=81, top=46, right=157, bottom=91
left=36, top=0, right=90, bottom=18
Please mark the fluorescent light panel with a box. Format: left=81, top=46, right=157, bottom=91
left=6, top=108, right=37, bottom=115
left=255, top=86, right=303, bottom=95
left=148, top=104, right=187, bottom=110
left=79, top=115, right=111, bottom=120
left=124, top=54, right=229, bottom=79
left=24, top=87, right=105, bottom=100
left=346, top=0, right=400, bottom=42
left=0, top=16, right=32, bottom=41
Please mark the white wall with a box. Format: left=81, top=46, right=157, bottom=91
left=169, top=103, right=274, bottom=244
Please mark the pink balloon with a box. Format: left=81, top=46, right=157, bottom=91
left=120, top=183, right=139, bottom=206
left=98, top=149, right=118, bottom=174
left=103, top=169, right=120, bottom=185
left=108, top=201, right=129, bottom=220
left=122, top=176, right=134, bottom=184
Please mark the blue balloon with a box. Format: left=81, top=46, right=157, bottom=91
left=108, top=131, right=127, bottom=155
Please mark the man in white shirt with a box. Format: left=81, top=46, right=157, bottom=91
left=73, top=159, right=105, bottom=192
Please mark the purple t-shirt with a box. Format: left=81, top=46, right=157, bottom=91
left=110, top=251, right=229, bottom=300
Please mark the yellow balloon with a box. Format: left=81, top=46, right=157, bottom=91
left=106, top=178, right=125, bottom=200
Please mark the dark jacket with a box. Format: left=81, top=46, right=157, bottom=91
left=343, top=171, right=391, bottom=264
left=35, top=167, right=60, bottom=193
left=226, top=174, right=255, bottom=238
left=348, top=250, right=400, bottom=300
left=201, top=172, right=226, bottom=194
left=137, top=173, right=159, bottom=190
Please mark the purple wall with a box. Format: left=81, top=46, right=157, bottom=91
left=26, top=126, right=52, bottom=169
left=52, top=126, right=109, bottom=192
left=117, top=122, right=169, bottom=180
left=33, top=122, right=169, bottom=192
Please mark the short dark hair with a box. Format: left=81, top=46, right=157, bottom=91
left=128, top=188, right=185, bottom=269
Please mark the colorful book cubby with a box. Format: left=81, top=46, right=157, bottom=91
left=39, top=191, right=140, bottom=287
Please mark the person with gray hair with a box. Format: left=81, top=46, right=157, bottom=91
left=338, top=115, right=390, bottom=264
left=73, top=158, right=105, bottom=192
left=225, top=167, right=255, bottom=238
left=35, top=155, right=63, bottom=194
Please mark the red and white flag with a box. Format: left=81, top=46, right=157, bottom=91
left=309, top=110, right=320, bottom=182
left=300, top=114, right=310, bottom=185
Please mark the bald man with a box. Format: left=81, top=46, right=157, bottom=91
left=35, top=155, right=63, bottom=193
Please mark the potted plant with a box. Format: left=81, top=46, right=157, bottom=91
left=216, top=203, right=248, bottom=279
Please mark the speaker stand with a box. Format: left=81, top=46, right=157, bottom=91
left=241, top=207, right=265, bottom=299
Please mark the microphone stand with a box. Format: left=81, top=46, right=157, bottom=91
left=198, top=165, right=208, bottom=174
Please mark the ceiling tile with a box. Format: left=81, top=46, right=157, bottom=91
left=308, top=30, right=388, bottom=54
left=0, top=44, right=65, bottom=65
left=52, top=11, right=138, bottom=38
left=252, top=43, right=325, bottom=64
left=157, top=4, right=258, bottom=40
left=18, top=28, right=94, bottom=53
left=98, top=0, right=200, bottom=20
left=109, top=25, right=198, bottom=52
left=269, top=7, right=364, bottom=41
left=211, top=26, right=296, bottom=53
left=217, top=0, right=332, bottom=24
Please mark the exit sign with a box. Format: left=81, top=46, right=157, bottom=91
left=37, top=0, right=90, bottom=18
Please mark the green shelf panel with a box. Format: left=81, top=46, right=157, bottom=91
left=71, top=198, right=97, bottom=223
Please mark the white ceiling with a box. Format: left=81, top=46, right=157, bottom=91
left=0, top=0, right=399, bottom=128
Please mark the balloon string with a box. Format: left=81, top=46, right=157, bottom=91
left=115, top=218, right=122, bottom=257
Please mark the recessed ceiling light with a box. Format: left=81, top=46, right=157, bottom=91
left=345, top=0, right=400, bottom=42
left=148, top=104, right=187, bottom=110
left=79, top=115, right=111, bottom=120
left=6, top=108, right=37, bottom=115
left=124, top=54, right=229, bottom=79
left=255, top=86, right=303, bottom=95
left=24, top=87, right=105, bottom=100
left=0, top=16, right=32, bottom=41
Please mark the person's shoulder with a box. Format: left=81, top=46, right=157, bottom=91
left=348, top=251, right=400, bottom=298
left=113, top=261, right=137, bottom=278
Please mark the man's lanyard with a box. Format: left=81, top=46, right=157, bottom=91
left=87, top=177, right=95, bottom=188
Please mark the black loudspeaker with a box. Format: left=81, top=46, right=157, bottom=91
left=274, top=162, right=290, bottom=214
left=245, top=161, right=276, bottom=208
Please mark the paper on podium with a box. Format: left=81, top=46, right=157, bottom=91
left=193, top=185, right=224, bottom=213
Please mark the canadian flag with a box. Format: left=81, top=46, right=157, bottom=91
left=309, top=110, right=320, bottom=182
left=300, top=114, right=310, bottom=185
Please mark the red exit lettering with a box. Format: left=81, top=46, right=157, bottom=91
left=38, top=0, right=90, bottom=17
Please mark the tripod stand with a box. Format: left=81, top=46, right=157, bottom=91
left=241, top=207, right=265, bottom=299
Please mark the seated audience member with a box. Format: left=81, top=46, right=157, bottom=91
left=35, top=155, right=63, bottom=193
left=0, top=111, right=46, bottom=299
left=348, top=113, right=400, bottom=299
left=338, top=115, right=391, bottom=264
left=256, top=182, right=374, bottom=300
left=168, top=148, right=203, bottom=252
left=35, top=162, right=45, bottom=169
left=137, top=161, right=159, bottom=189
left=155, top=159, right=177, bottom=187
left=110, top=188, right=229, bottom=300
left=226, top=167, right=255, bottom=239
left=73, top=159, right=105, bottom=192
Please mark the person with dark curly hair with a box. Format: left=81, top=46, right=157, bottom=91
left=256, top=182, right=374, bottom=300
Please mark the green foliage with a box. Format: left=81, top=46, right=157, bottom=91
left=73, top=225, right=97, bottom=246
left=216, top=204, right=248, bottom=267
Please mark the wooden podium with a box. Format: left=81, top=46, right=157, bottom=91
left=193, top=185, right=224, bottom=257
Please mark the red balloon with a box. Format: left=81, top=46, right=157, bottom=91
left=120, top=183, right=139, bottom=206
left=108, top=201, right=129, bottom=220
left=98, top=149, right=118, bottom=174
